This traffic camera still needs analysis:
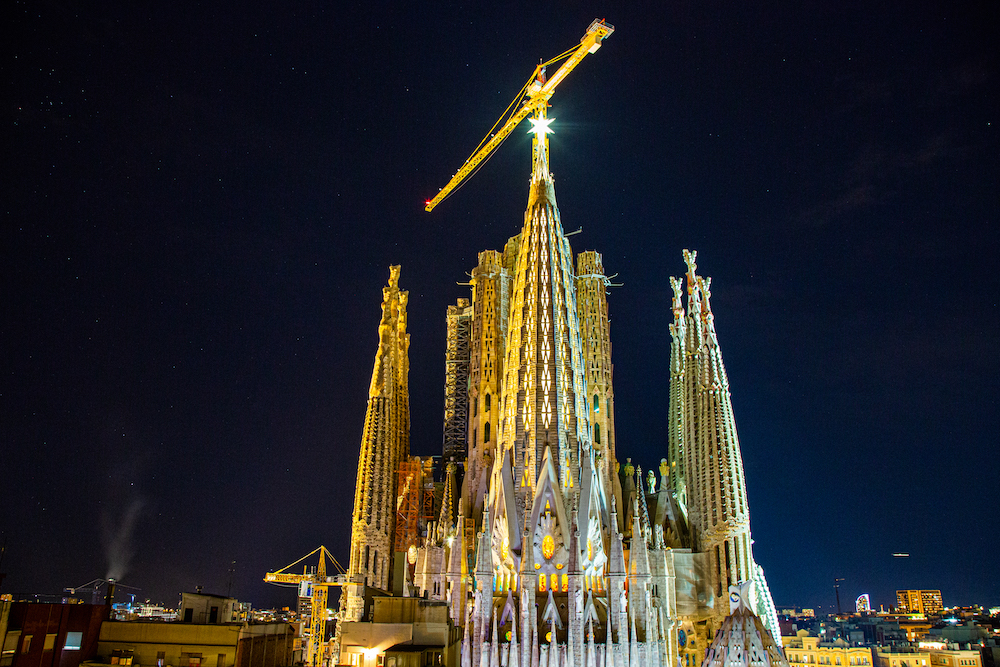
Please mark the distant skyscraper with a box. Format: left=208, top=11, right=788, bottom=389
left=896, top=590, right=943, bottom=616
left=334, top=124, right=780, bottom=667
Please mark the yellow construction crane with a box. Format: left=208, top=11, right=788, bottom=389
left=264, top=546, right=347, bottom=667
left=424, top=18, right=614, bottom=212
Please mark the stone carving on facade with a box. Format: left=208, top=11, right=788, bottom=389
left=337, top=111, right=783, bottom=667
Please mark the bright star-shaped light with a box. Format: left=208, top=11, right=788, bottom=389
left=527, top=116, right=555, bottom=136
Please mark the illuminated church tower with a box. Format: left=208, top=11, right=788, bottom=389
left=668, top=252, right=782, bottom=643
left=337, top=267, right=410, bottom=629
left=334, top=121, right=781, bottom=667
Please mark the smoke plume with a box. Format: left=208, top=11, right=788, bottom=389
left=102, top=498, right=145, bottom=581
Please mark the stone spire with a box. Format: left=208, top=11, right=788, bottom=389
left=473, top=500, right=494, bottom=667
left=667, top=275, right=687, bottom=512
left=509, top=616, right=520, bottom=667
left=576, top=249, right=620, bottom=522
left=446, top=496, right=469, bottom=623
left=586, top=622, right=597, bottom=667
left=628, top=491, right=651, bottom=640
left=681, top=250, right=705, bottom=549
left=607, top=498, right=627, bottom=641
left=635, top=466, right=652, bottom=545
left=603, top=626, right=614, bottom=667
left=676, top=251, right=780, bottom=642
left=567, top=510, right=584, bottom=667
left=520, top=503, right=537, bottom=667
left=689, top=266, right=752, bottom=602
left=438, top=462, right=457, bottom=541
left=462, top=620, right=472, bottom=667
left=342, top=266, right=410, bottom=618
left=497, top=115, right=590, bottom=510
left=490, top=614, right=500, bottom=667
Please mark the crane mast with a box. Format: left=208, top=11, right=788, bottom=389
left=264, top=546, right=347, bottom=667
left=424, top=19, right=614, bottom=212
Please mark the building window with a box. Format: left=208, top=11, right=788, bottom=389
left=21, top=636, right=32, bottom=654
left=2, top=634, right=20, bottom=658
left=484, top=422, right=491, bottom=443
left=158, top=651, right=166, bottom=667
left=111, top=650, right=134, bottom=665
left=43, top=635, right=57, bottom=652
left=594, top=394, right=599, bottom=412
left=218, top=655, right=227, bottom=667
left=64, top=632, right=83, bottom=650
left=485, top=393, right=491, bottom=411
left=594, top=424, right=601, bottom=444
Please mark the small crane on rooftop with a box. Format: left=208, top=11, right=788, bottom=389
left=424, top=19, right=614, bottom=212
left=264, top=546, right=347, bottom=667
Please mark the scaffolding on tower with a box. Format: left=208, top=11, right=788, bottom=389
left=442, top=300, right=472, bottom=462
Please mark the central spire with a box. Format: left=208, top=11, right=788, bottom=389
left=497, top=112, right=590, bottom=510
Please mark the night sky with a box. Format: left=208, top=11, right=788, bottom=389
left=4, top=1, right=998, bottom=614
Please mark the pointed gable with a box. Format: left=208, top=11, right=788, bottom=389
left=529, top=445, right=572, bottom=573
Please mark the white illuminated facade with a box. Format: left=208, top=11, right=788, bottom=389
left=336, top=121, right=781, bottom=667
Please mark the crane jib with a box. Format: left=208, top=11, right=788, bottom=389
left=424, top=19, right=613, bottom=212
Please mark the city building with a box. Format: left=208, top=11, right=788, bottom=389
left=782, top=631, right=873, bottom=667
left=928, top=624, right=991, bottom=645
left=91, top=621, right=295, bottom=667
left=875, top=647, right=931, bottom=667
left=337, top=598, right=459, bottom=667
left=178, top=594, right=239, bottom=625
left=899, top=622, right=935, bottom=643
left=332, top=67, right=780, bottom=667
left=897, top=593, right=944, bottom=617
left=926, top=647, right=983, bottom=667
left=0, top=601, right=107, bottom=667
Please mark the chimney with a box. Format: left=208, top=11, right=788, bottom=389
left=105, top=578, right=116, bottom=607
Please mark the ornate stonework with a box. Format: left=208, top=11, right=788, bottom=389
left=334, top=267, right=410, bottom=660
left=702, top=582, right=789, bottom=667
left=336, top=124, right=781, bottom=667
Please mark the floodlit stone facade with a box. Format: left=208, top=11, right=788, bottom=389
left=335, top=126, right=780, bottom=667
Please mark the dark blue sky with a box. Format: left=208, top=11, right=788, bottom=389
left=3, top=1, right=997, bottom=613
